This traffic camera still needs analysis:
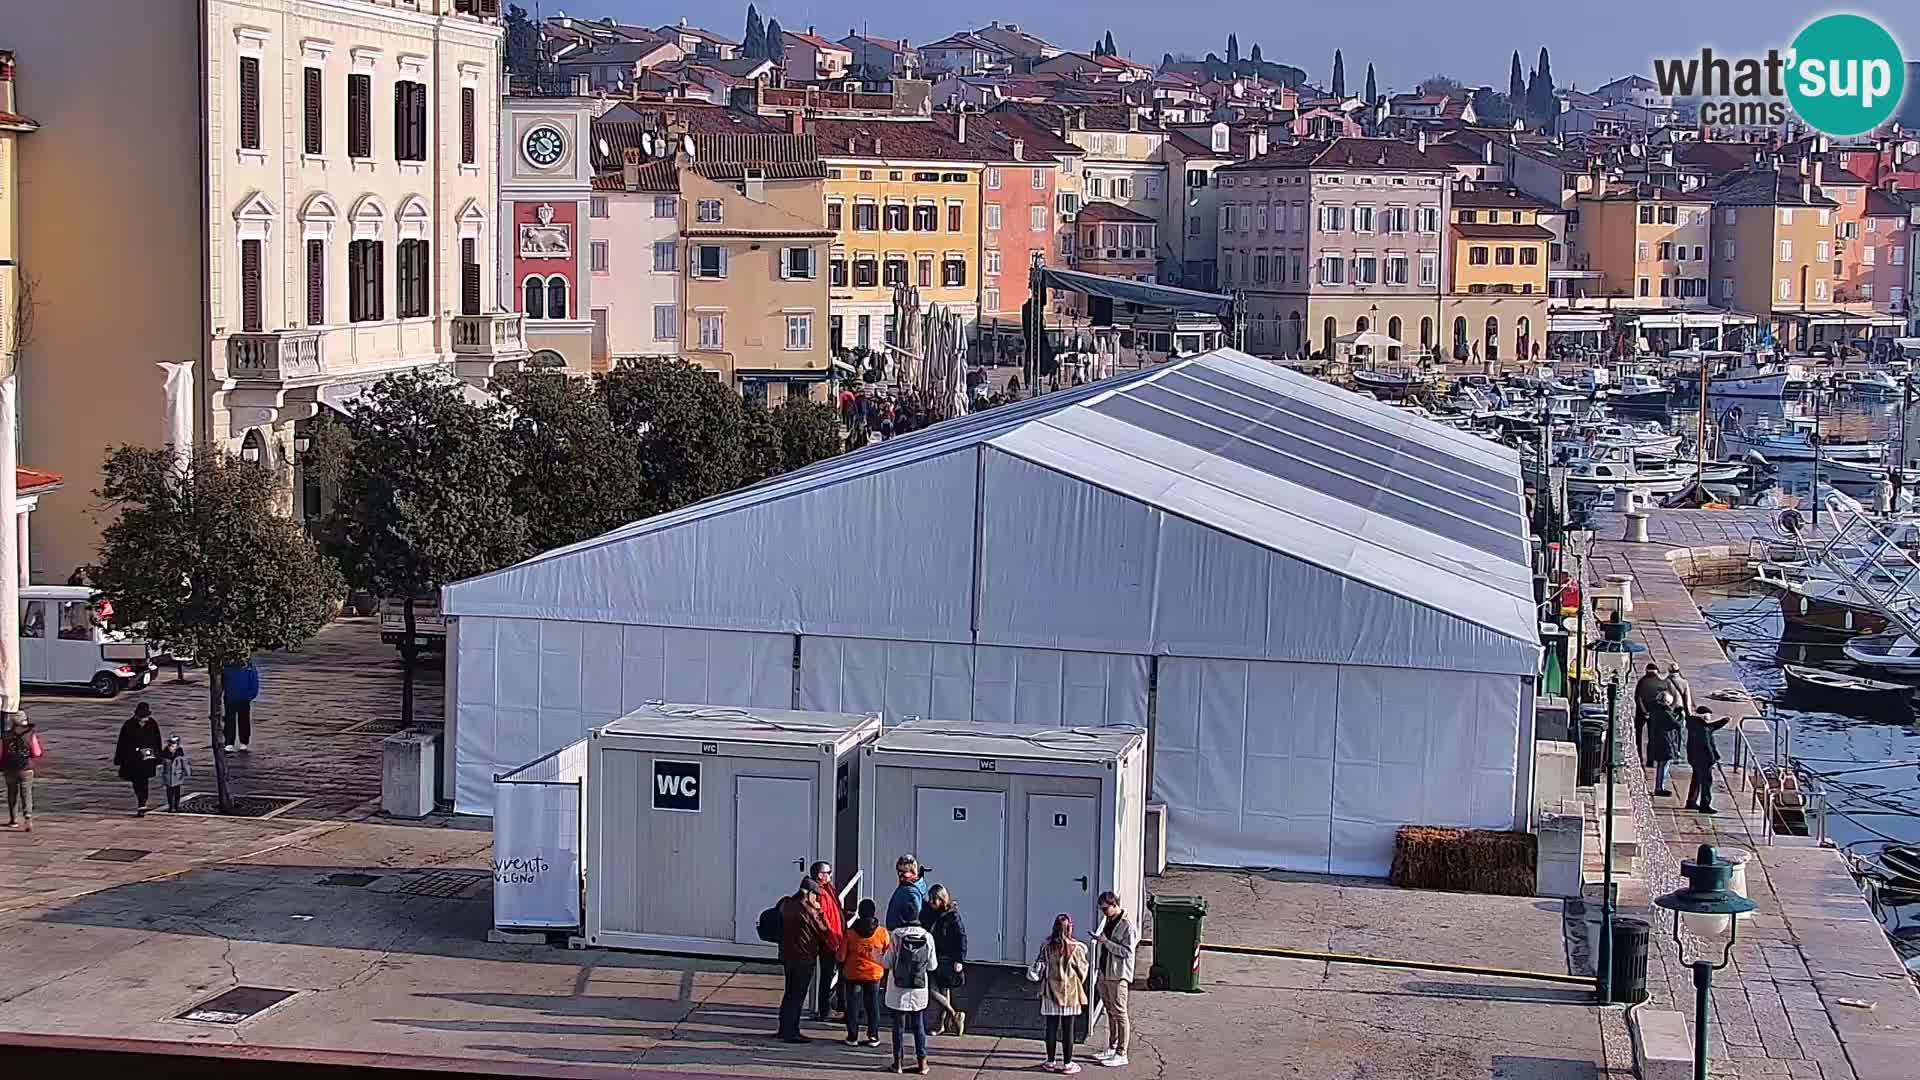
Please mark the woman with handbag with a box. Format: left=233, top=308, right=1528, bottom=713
left=1027, top=913, right=1091, bottom=1073
left=2, top=713, right=42, bottom=831
left=113, top=702, right=163, bottom=816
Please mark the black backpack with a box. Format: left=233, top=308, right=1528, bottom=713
left=757, top=903, right=784, bottom=944
left=892, top=930, right=931, bottom=990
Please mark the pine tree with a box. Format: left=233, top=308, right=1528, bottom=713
left=742, top=5, right=765, bottom=59
left=1508, top=51, right=1526, bottom=111
left=766, top=18, right=786, bottom=63
left=1364, top=63, right=1376, bottom=104
left=1227, top=34, right=1239, bottom=65
left=1331, top=49, right=1345, bottom=98
left=1103, top=30, right=1116, bottom=57
left=1250, top=43, right=1263, bottom=65
left=1533, top=47, right=1557, bottom=131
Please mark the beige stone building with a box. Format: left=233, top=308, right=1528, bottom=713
left=1702, top=165, right=1842, bottom=349
left=4, top=0, right=525, bottom=575
left=1575, top=181, right=1714, bottom=308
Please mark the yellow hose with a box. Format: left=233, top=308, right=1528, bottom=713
left=1138, top=938, right=1593, bottom=987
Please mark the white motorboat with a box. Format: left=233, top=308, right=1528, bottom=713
left=1685, top=348, right=1796, bottom=398
left=1561, top=457, right=1695, bottom=495
left=1824, top=457, right=1889, bottom=483
left=1575, top=420, right=1684, bottom=459
left=1610, top=372, right=1670, bottom=410
left=1843, top=632, right=1920, bottom=673
left=1836, top=369, right=1903, bottom=399
left=1721, top=416, right=1887, bottom=462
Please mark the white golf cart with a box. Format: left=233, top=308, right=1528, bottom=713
left=18, top=585, right=157, bottom=697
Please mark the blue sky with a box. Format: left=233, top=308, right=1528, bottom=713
left=533, top=1, right=1920, bottom=94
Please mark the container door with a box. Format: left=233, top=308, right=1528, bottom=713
left=914, top=787, right=1005, bottom=960
left=734, top=775, right=815, bottom=946
left=1024, top=794, right=1096, bottom=958
left=18, top=601, right=47, bottom=684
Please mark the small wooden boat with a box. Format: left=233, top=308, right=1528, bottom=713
left=1351, top=368, right=1429, bottom=400
left=1843, top=632, right=1920, bottom=673
left=1781, top=664, right=1914, bottom=718
left=1881, top=843, right=1920, bottom=890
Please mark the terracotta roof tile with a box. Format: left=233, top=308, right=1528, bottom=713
left=1076, top=200, right=1155, bottom=223
left=1453, top=222, right=1556, bottom=240
left=1451, top=186, right=1557, bottom=211
left=16, top=467, right=61, bottom=493
left=1219, top=138, right=1449, bottom=173
left=810, top=117, right=988, bottom=161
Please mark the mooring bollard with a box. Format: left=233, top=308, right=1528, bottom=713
left=1624, top=511, right=1649, bottom=543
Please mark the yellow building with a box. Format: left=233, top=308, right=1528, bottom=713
left=1443, top=187, right=1551, bottom=366
left=810, top=116, right=985, bottom=352
left=1702, top=165, right=1840, bottom=349
left=1574, top=181, right=1714, bottom=307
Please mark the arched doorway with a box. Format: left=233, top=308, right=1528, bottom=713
left=1288, top=311, right=1303, bottom=354
left=1485, top=316, right=1500, bottom=364
left=1452, top=317, right=1468, bottom=360
left=1355, top=315, right=1370, bottom=333
left=1322, top=316, right=1336, bottom=356
left=1420, top=317, right=1433, bottom=349
left=1387, top=316, right=1403, bottom=363
left=1517, top=316, right=1532, bottom=362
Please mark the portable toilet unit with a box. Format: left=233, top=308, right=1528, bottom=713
left=860, top=722, right=1147, bottom=966
left=584, top=702, right=882, bottom=958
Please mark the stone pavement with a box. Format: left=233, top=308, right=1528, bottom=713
left=1587, top=508, right=1920, bottom=1080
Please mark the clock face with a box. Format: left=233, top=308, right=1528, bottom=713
left=524, top=125, right=565, bottom=168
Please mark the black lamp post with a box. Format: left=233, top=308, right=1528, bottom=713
left=1655, top=845, right=1759, bottom=1080
left=1592, top=612, right=1647, bottom=1004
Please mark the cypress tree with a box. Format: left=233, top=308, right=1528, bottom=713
left=1364, top=63, right=1376, bottom=104
left=1331, top=49, right=1345, bottom=98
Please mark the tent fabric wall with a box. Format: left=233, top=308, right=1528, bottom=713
left=1155, top=656, right=1524, bottom=875
left=454, top=617, right=790, bottom=812
left=796, top=636, right=1148, bottom=730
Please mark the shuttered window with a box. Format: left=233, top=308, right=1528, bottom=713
left=303, top=67, right=323, bottom=155
left=394, top=81, right=427, bottom=161
left=461, top=237, right=480, bottom=315
left=240, top=239, right=263, bottom=332
left=348, top=239, right=383, bottom=322
left=347, top=73, right=371, bottom=159
left=396, top=239, right=430, bottom=318
left=461, top=87, right=476, bottom=165
left=306, top=239, right=326, bottom=325
left=238, top=56, right=261, bottom=150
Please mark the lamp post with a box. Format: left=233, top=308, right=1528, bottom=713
left=1655, top=845, right=1758, bottom=1080
left=1593, top=612, right=1647, bottom=1004
left=1565, top=529, right=1595, bottom=714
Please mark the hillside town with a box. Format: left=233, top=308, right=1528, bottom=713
left=0, top=3, right=1919, bottom=1080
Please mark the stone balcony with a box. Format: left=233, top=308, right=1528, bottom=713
left=227, top=329, right=324, bottom=383
left=451, top=311, right=532, bottom=386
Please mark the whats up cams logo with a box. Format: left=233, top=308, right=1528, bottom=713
left=1652, top=13, right=1907, bottom=137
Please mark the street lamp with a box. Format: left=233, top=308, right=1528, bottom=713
left=1592, top=612, right=1647, bottom=1005
left=1564, top=528, right=1595, bottom=713
left=1654, top=845, right=1758, bottom=1080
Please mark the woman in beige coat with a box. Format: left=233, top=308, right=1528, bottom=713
left=1027, top=913, right=1091, bottom=1073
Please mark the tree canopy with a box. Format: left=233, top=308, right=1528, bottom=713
left=743, top=5, right=766, bottom=58
left=1509, top=51, right=1526, bottom=108
left=1102, top=30, right=1117, bottom=56
left=1364, top=63, right=1377, bottom=104
left=1417, top=74, right=1465, bottom=98
left=1226, top=34, right=1238, bottom=65
left=1331, top=49, right=1345, bottom=97
left=504, top=4, right=544, bottom=80
left=492, top=370, right=647, bottom=553
left=765, top=18, right=787, bottom=63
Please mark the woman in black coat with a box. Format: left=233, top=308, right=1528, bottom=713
left=113, top=702, right=163, bottom=816
left=1644, top=691, right=1682, bottom=797
left=922, top=883, right=969, bottom=1036
left=1684, top=706, right=1731, bottom=814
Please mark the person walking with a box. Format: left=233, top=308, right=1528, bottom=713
left=1666, top=663, right=1693, bottom=715
left=1684, top=705, right=1731, bottom=814
left=160, top=735, right=193, bottom=812
left=922, top=884, right=968, bottom=1036
left=222, top=658, right=260, bottom=752
left=840, top=898, right=889, bottom=1047
left=1645, top=690, right=1683, bottom=797
left=1090, top=891, right=1137, bottom=1067
left=1632, top=662, right=1666, bottom=759
left=880, top=906, right=937, bottom=1074
left=775, top=878, right=829, bottom=1043
left=1027, top=913, right=1091, bottom=1073
left=886, top=854, right=930, bottom=930
left=809, top=861, right=846, bottom=1023
left=2, top=713, right=42, bottom=831
left=113, top=702, right=163, bottom=816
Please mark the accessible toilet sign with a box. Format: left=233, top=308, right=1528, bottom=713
left=653, top=760, right=702, bottom=812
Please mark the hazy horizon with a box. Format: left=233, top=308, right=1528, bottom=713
left=531, top=1, right=1920, bottom=97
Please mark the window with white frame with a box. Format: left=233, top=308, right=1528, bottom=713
left=1353, top=205, right=1374, bottom=233
left=1114, top=176, right=1130, bottom=199
left=1145, top=175, right=1161, bottom=199
left=1419, top=252, right=1437, bottom=286
left=694, top=244, right=726, bottom=278
left=1780, top=208, right=1794, bottom=225
left=1089, top=176, right=1105, bottom=198
left=1386, top=254, right=1408, bottom=284
left=696, top=198, right=723, bottom=223
left=1256, top=205, right=1268, bottom=232
left=1778, top=277, right=1791, bottom=300
left=654, top=195, right=676, bottom=218
left=1031, top=206, right=1046, bottom=231
left=1032, top=168, right=1045, bottom=190
left=1351, top=253, right=1377, bottom=284
left=984, top=286, right=1000, bottom=310
left=1893, top=286, right=1905, bottom=307
left=987, top=167, right=1001, bottom=190
left=984, top=249, right=1001, bottom=275
left=1860, top=243, right=1872, bottom=265
left=1862, top=282, right=1874, bottom=299
left=1417, top=207, right=1438, bottom=232
left=1814, top=278, right=1828, bottom=301
left=591, top=240, right=608, bottom=272
left=1318, top=252, right=1344, bottom=284
left=590, top=196, right=609, bottom=218
left=653, top=303, right=677, bottom=340
left=783, top=246, right=815, bottom=279
left=1894, top=246, right=1906, bottom=266
left=785, top=313, right=812, bottom=350
left=697, top=313, right=723, bottom=349
left=1721, top=239, right=1736, bottom=259
left=654, top=240, right=677, bottom=272
left=1779, top=240, right=1793, bottom=262
left=986, top=204, right=1002, bottom=230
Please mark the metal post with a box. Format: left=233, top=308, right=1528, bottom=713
left=1692, top=960, right=1713, bottom=1080
left=1812, top=389, right=1823, bottom=531
left=1600, top=676, right=1619, bottom=1003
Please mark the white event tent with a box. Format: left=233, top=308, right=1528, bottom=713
left=442, top=349, right=1542, bottom=875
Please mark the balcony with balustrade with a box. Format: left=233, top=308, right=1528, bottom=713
left=227, top=329, right=324, bottom=384
left=451, top=311, right=531, bottom=384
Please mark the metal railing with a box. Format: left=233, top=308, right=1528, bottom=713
left=1728, top=713, right=1829, bottom=845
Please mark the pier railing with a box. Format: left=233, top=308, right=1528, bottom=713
left=1729, top=714, right=1827, bottom=845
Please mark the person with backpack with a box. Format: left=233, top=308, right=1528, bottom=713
left=922, top=884, right=968, bottom=1036
left=880, top=906, right=937, bottom=1074
left=1027, top=913, right=1091, bottom=1073
left=840, top=898, right=889, bottom=1047
left=774, top=878, right=828, bottom=1043
left=2, top=713, right=42, bottom=831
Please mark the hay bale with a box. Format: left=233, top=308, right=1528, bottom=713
left=1388, top=826, right=1537, bottom=896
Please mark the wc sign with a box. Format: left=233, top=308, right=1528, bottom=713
left=653, top=760, right=702, bottom=812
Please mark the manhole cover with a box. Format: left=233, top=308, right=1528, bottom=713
left=85, top=848, right=151, bottom=863
left=396, top=869, right=489, bottom=899
left=323, top=872, right=381, bottom=888
left=177, top=986, right=297, bottom=1024
left=176, top=794, right=303, bottom=818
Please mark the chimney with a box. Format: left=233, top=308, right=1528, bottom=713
left=622, top=147, right=642, bottom=190
left=788, top=109, right=804, bottom=135
left=1483, top=140, right=1492, bottom=165
left=744, top=169, right=766, bottom=202
left=1128, top=110, right=1139, bottom=131
left=1798, top=155, right=1810, bottom=177
left=957, top=110, right=967, bottom=143
left=1802, top=179, right=1812, bottom=203
left=1813, top=158, right=1824, bottom=187
left=872, top=134, right=882, bottom=154
left=1417, top=129, right=1427, bottom=154
left=1012, top=137, right=1024, bottom=160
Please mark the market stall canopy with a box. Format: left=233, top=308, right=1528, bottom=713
left=1335, top=331, right=1403, bottom=350
left=1034, top=267, right=1233, bottom=317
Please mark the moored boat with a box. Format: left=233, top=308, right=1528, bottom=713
left=1775, top=576, right=1899, bottom=636
left=1842, top=632, right=1920, bottom=673
left=1781, top=664, right=1914, bottom=719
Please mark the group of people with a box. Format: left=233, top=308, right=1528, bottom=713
left=771, top=854, right=1137, bottom=1075
left=1633, top=661, right=1731, bottom=813
left=839, top=386, right=948, bottom=448
left=111, top=702, right=194, bottom=816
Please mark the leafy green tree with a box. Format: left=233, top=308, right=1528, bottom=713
left=743, top=4, right=766, bottom=59
left=1331, top=49, right=1345, bottom=97
left=742, top=400, right=785, bottom=484
left=493, top=370, right=647, bottom=552
left=774, top=398, right=845, bottom=472
left=323, top=372, right=529, bottom=728
left=93, top=446, right=340, bottom=812
left=600, top=357, right=748, bottom=513
left=765, top=18, right=787, bottom=63
left=504, top=4, right=545, bottom=81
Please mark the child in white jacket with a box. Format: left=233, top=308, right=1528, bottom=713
left=160, top=736, right=192, bottom=812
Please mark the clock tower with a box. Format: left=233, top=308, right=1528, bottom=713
left=501, top=75, right=597, bottom=373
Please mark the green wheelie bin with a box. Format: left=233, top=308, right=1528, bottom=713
left=1146, top=894, right=1209, bottom=993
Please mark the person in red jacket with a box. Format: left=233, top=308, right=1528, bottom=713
left=810, top=861, right=847, bottom=1022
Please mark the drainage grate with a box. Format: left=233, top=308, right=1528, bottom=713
left=177, top=986, right=298, bottom=1025
left=85, top=848, right=151, bottom=863
left=323, top=872, right=381, bottom=888
left=395, top=869, right=489, bottom=899
left=340, top=719, right=414, bottom=735
left=176, top=793, right=305, bottom=818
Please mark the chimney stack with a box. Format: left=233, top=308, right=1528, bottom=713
left=1802, top=179, right=1812, bottom=203
left=788, top=110, right=804, bottom=135
left=956, top=110, right=967, bottom=143
left=1813, top=158, right=1824, bottom=187
left=1417, top=129, right=1427, bottom=154
left=1483, top=140, right=1492, bottom=165
left=1012, top=137, right=1024, bottom=160
left=622, top=147, right=642, bottom=190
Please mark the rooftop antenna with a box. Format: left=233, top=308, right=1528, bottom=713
left=597, top=136, right=611, bottom=159
left=640, top=131, right=655, bottom=156
left=683, top=133, right=697, bottom=160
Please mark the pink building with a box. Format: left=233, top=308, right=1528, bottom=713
left=1861, top=188, right=1910, bottom=315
